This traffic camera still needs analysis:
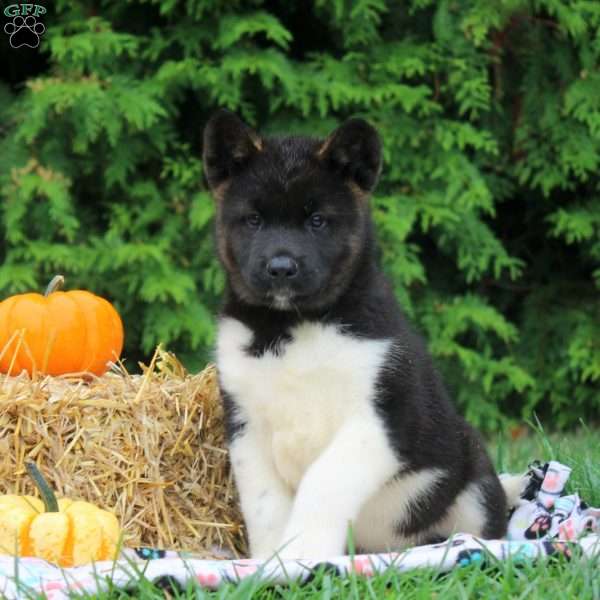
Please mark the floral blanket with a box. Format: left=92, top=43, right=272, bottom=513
left=1, top=461, right=598, bottom=599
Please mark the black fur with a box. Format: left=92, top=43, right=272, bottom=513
left=203, top=110, right=507, bottom=542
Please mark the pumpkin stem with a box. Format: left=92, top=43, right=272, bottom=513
left=44, top=275, right=65, bottom=296
left=25, top=461, right=59, bottom=513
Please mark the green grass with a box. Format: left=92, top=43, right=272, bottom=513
left=16, top=426, right=600, bottom=599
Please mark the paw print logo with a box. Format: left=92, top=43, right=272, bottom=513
left=4, top=15, right=45, bottom=48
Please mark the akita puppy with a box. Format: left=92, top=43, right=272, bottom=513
left=202, top=110, right=509, bottom=559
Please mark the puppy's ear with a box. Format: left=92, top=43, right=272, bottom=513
left=317, top=118, right=382, bottom=192
left=202, top=109, right=263, bottom=190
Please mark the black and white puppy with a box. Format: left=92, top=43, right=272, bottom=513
left=202, top=110, right=511, bottom=559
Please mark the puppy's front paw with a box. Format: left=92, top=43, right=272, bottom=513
left=277, top=530, right=343, bottom=560
left=250, top=533, right=286, bottom=560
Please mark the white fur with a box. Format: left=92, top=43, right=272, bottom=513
left=499, top=472, right=528, bottom=508
left=218, top=317, right=401, bottom=557
left=358, top=475, right=495, bottom=551
left=434, top=482, right=487, bottom=538
left=354, top=468, right=444, bottom=551
left=228, top=425, right=294, bottom=558
left=217, top=317, right=489, bottom=558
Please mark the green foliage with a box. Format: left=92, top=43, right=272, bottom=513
left=1, top=0, right=598, bottom=428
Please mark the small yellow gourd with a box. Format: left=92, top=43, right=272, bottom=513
left=0, top=462, right=120, bottom=566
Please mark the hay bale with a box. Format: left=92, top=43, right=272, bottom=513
left=0, top=348, right=246, bottom=557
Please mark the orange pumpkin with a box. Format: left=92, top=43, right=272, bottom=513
left=0, top=275, right=124, bottom=376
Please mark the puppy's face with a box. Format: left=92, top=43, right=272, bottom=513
left=202, top=111, right=382, bottom=311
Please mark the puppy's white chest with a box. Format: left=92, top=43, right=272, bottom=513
left=217, top=318, right=390, bottom=488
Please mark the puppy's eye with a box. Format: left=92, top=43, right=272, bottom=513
left=308, top=213, right=326, bottom=229
left=246, top=213, right=263, bottom=229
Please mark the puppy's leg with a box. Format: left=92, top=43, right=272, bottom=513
left=279, top=416, right=398, bottom=559
left=431, top=475, right=508, bottom=541
left=230, top=425, right=293, bottom=558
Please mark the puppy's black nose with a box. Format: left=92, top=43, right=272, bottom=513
left=267, top=255, right=298, bottom=279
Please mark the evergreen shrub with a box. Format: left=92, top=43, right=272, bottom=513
left=1, top=0, right=598, bottom=429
